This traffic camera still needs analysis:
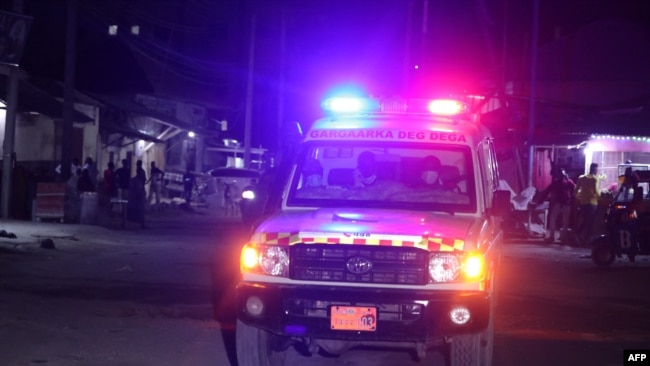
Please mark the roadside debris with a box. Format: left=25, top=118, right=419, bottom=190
left=0, top=230, right=17, bottom=239
left=39, top=238, right=56, bottom=250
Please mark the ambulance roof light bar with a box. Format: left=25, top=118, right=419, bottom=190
left=322, top=97, right=470, bottom=117
left=321, top=97, right=379, bottom=114
left=427, top=99, right=467, bottom=116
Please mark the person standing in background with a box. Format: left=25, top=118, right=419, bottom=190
left=183, top=168, right=196, bottom=204
left=77, top=168, right=95, bottom=193
left=575, top=163, right=601, bottom=245
left=66, top=167, right=82, bottom=196
left=103, top=161, right=117, bottom=198
left=536, top=168, right=576, bottom=243
left=618, top=166, right=640, bottom=200
left=114, top=159, right=131, bottom=200
left=146, top=161, right=165, bottom=206
left=136, top=160, right=147, bottom=183
left=83, top=157, right=99, bottom=190
left=127, top=168, right=147, bottom=228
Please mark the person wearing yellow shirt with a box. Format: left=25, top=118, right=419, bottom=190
left=574, top=163, right=601, bottom=245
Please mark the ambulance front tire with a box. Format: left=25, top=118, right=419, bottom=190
left=448, top=300, right=494, bottom=366
left=236, top=320, right=289, bottom=366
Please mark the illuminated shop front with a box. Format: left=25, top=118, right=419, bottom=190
left=584, top=134, right=650, bottom=191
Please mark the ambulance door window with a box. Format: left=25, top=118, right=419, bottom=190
left=478, top=139, right=497, bottom=209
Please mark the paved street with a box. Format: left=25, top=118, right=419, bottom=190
left=1, top=209, right=650, bottom=366
left=0, top=205, right=246, bottom=366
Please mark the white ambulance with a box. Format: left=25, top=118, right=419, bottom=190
left=234, top=96, right=510, bottom=366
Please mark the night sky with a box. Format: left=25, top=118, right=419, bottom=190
left=2, top=0, right=649, bottom=149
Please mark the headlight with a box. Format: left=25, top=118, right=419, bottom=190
left=429, top=253, right=461, bottom=282
left=428, top=252, right=486, bottom=283
left=240, top=244, right=289, bottom=277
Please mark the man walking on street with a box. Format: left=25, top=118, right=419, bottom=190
left=537, top=168, right=576, bottom=243
left=575, top=163, right=601, bottom=245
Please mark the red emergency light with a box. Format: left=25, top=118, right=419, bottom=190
left=427, top=99, right=467, bottom=115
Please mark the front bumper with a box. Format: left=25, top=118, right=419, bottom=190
left=236, top=282, right=490, bottom=342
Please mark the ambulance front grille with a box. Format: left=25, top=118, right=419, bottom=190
left=289, top=244, right=428, bottom=285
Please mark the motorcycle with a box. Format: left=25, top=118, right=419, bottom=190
left=591, top=170, right=650, bottom=266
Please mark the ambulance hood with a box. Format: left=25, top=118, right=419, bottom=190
left=254, top=208, right=476, bottom=242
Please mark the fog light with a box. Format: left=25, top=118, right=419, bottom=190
left=449, top=306, right=470, bottom=325
left=246, top=296, right=264, bottom=317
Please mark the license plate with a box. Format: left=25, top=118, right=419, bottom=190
left=330, top=306, right=377, bottom=331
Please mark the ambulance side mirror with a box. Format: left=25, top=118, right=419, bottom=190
left=491, top=190, right=511, bottom=217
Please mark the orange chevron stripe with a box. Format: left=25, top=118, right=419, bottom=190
left=259, top=232, right=464, bottom=251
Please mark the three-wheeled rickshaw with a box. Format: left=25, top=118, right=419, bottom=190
left=591, top=169, right=650, bottom=266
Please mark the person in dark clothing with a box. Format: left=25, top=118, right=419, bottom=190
left=183, top=169, right=196, bottom=204
left=537, top=168, right=576, bottom=243
left=353, top=151, right=377, bottom=188
left=83, top=157, right=98, bottom=189
left=103, top=161, right=117, bottom=198
left=146, top=161, right=165, bottom=205
left=127, top=168, right=147, bottom=228
left=115, top=159, right=130, bottom=199
left=136, top=160, right=147, bottom=182
left=417, top=155, right=444, bottom=188
left=77, top=168, right=95, bottom=193
left=618, top=167, right=640, bottom=200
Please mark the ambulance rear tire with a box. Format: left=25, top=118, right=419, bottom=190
left=448, top=302, right=494, bottom=366
left=236, top=320, right=289, bottom=366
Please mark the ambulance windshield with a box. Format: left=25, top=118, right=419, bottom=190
left=287, top=142, right=476, bottom=213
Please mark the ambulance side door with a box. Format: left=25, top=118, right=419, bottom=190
left=477, top=137, right=503, bottom=242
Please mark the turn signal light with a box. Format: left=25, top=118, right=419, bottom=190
left=462, top=252, right=486, bottom=281
left=241, top=244, right=259, bottom=271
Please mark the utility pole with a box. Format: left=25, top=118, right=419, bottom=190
left=243, top=14, right=256, bottom=169
left=277, top=2, right=286, bottom=159
left=1, top=0, right=25, bottom=219
left=401, top=0, right=414, bottom=94
left=61, top=0, right=78, bottom=181
left=527, top=0, right=539, bottom=188
left=1, top=66, right=19, bottom=219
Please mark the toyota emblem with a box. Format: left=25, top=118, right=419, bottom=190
left=346, top=257, right=373, bottom=275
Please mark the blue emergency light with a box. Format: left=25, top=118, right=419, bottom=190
left=321, top=97, right=379, bottom=114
